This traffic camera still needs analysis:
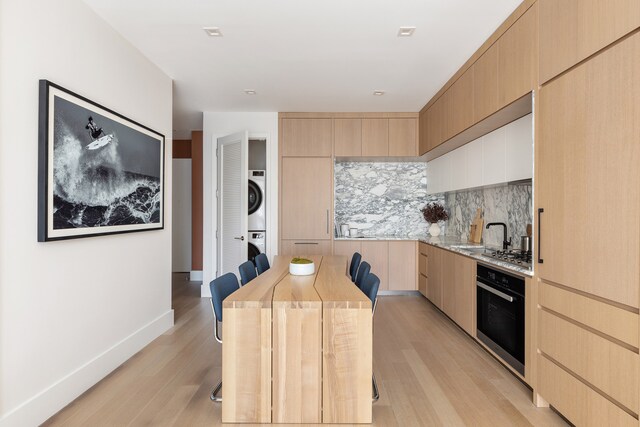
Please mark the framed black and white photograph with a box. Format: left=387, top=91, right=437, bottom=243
left=38, top=80, right=164, bottom=241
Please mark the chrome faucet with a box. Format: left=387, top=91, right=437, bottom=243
left=486, top=222, right=512, bottom=251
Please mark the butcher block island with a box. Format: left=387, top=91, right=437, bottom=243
left=222, top=255, right=372, bottom=424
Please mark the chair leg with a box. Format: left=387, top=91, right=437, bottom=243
left=372, top=372, right=379, bottom=402
left=210, top=380, right=222, bottom=402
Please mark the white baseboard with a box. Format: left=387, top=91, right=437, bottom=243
left=190, top=270, right=203, bottom=281
left=0, top=310, right=174, bottom=427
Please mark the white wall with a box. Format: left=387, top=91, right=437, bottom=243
left=202, top=112, right=278, bottom=296
left=172, top=159, right=192, bottom=272
left=0, top=1, right=173, bottom=425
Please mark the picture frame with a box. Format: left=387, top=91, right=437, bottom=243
left=38, top=80, right=165, bottom=241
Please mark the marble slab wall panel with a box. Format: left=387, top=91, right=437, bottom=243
left=334, top=162, right=429, bottom=236
left=442, top=183, right=533, bottom=249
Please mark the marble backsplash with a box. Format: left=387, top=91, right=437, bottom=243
left=441, top=183, right=533, bottom=249
left=334, top=162, right=428, bottom=236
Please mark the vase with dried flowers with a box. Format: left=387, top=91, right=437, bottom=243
left=421, top=203, right=449, bottom=237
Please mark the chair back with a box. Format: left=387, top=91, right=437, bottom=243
left=349, top=252, right=362, bottom=282
left=354, top=261, right=371, bottom=289
left=239, top=260, right=257, bottom=285
left=255, top=253, right=270, bottom=274
left=361, top=273, right=381, bottom=312
left=209, top=273, right=240, bottom=322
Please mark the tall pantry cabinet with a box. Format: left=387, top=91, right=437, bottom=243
left=534, top=2, right=640, bottom=425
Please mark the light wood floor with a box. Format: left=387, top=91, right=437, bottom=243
left=44, top=273, right=568, bottom=426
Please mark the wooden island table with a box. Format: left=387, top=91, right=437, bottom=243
left=221, top=255, right=372, bottom=424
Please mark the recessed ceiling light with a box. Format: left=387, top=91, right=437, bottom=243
left=398, top=27, right=416, bottom=37
left=373, top=90, right=385, bottom=96
left=203, top=27, right=222, bottom=37
left=244, top=89, right=257, bottom=95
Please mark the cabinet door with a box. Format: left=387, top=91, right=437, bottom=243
left=537, top=32, right=640, bottom=307
left=473, top=43, right=499, bottom=122
left=362, top=118, right=389, bottom=156
left=446, top=70, right=474, bottom=140
left=441, top=251, right=456, bottom=319
left=388, top=241, right=416, bottom=291
left=426, top=245, right=443, bottom=308
left=281, top=118, right=333, bottom=157
left=419, top=110, right=428, bottom=156
left=334, top=118, right=362, bottom=157
left=498, top=3, right=538, bottom=108
left=333, top=241, right=361, bottom=258
left=452, top=255, right=476, bottom=335
left=280, top=240, right=332, bottom=256
left=505, top=114, right=533, bottom=182
left=539, top=0, right=640, bottom=84
left=361, top=241, right=389, bottom=291
left=388, top=118, right=417, bottom=156
left=426, top=98, right=444, bottom=151
left=281, top=157, right=332, bottom=240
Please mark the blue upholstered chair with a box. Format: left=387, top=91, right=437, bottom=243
left=349, top=252, right=362, bottom=282
left=209, top=272, right=240, bottom=402
left=361, top=272, right=381, bottom=402
left=239, top=260, right=257, bottom=286
left=255, top=253, right=270, bottom=274
left=354, top=261, right=371, bottom=289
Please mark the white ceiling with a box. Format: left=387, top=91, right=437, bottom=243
left=83, top=0, right=522, bottom=137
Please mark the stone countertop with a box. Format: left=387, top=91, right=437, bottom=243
left=335, top=235, right=429, bottom=241
left=418, top=236, right=533, bottom=277
left=336, top=235, right=533, bottom=277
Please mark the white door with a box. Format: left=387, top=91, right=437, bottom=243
left=217, top=131, right=248, bottom=277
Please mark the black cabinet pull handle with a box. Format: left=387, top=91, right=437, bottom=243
left=537, top=208, right=544, bottom=264
left=294, top=242, right=319, bottom=245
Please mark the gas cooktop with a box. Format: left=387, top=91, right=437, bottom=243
left=482, top=250, right=532, bottom=269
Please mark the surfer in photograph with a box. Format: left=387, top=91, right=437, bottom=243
left=85, top=116, right=104, bottom=140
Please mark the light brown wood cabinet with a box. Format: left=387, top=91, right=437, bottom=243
left=388, top=118, right=418, bottom=156
left=332, top=240, right=361, bottom=259
left=280, top=240, right=332, bottom=256
left=536, top=31, right=640, bottom=307
left=334, top=118, right=361, bottom=157
left=473, top=43, right=499, bottom=122
left=445, top=70, right=474, bottom=141
left=497, top=3, right=538, bottom=108
left=426, top=96, right=445, bottom=152
left=425, top=245, right=443, bottom=309
left=280, top=157, right=332, bottom=240
left=281, top=118, right=333, bottom=157
left=361, top=118, right=389, bottom=156
left=418, top=110, right=428, bottom=156
left=539, top=0, right=640, bottom=84
left=441, top=250, right=476, bottom=335
left=361, top=241, right=389, bottom=291
left=388, top=241, right=417, bottom=291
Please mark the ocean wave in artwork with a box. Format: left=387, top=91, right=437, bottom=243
left=52, top=123, right=161, bottom=229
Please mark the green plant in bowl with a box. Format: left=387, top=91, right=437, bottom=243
left=291, top=257, right=313, bottom=265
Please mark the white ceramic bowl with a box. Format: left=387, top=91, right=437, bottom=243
left=289, top=261, right=315, bottom=276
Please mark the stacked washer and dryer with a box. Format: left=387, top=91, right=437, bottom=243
left=248, top=170, right=266, bottom=263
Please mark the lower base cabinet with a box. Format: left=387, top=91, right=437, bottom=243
left=422, top=244, right=475, bottom=335
left=333, top=240, right=416, bottom=291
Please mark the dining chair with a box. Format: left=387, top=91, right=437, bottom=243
left=354, top=261, right=371, bottom=289
left=239, top=260, right=257, bottom=285
left=209, top=272, right=241, bottom=402
left=255, top=253, right=270, bottom=274
left=360, top=272, right=381, bottom=402
left=349, top=252, right=362, bottom=282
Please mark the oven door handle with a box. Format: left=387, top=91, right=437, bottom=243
left=477, top=282, right=514, bottom=303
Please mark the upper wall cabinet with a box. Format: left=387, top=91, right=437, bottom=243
left=473, top=44, right=499, bottom=122
left=281, top=118, right=332, bottom=157
left=539, top=0, right=640, bottom=84
left=334, top=118, right=362, bottom=157
left=446, top=70, right=474, bottom=141
left=388, top=118, right=418, bottom=156
left=427, top=114, right=532, bottom=195
left=497, top=3, right=538, bottom=108
left=362, top=118, right=389, bottom=156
